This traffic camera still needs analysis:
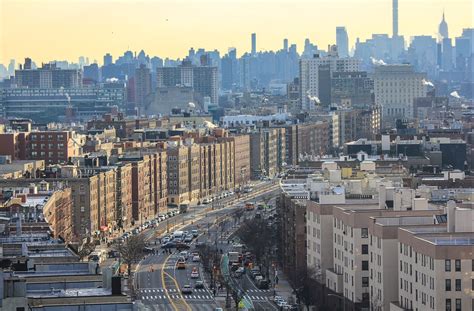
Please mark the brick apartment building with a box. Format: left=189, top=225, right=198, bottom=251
left=0, top=130, right=84, bottom=164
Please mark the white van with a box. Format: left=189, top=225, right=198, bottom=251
left=172, top=230, right=184, bottom=240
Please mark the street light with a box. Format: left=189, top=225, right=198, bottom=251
left=328, top=293, right=346, bottom=311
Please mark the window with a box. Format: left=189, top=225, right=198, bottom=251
left=445, top=279, right=451, bottom=291
left=361, top=228, right=368, bottom=238
left=455, top=279, right=461, bottom=291
left=455, top=259, right=461, bottom=272
left=445, top=259, right=451, bottom=272
left=362, top=277, right=369, bottom=287
left=455, top=299, right=461, bottom=311
left=362, top=260, right=369, bottom=271
left=362, top=244, right=368, bottom=254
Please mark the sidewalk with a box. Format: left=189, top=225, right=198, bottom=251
left=270, top=268, right=296, bottom=304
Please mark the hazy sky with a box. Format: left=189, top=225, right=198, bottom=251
left=1, top=0, right=473, bottom=65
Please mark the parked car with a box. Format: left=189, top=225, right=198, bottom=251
left=202, top=198, right=212, bottom=204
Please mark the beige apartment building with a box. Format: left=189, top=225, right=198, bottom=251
left=231, top=134, right=251, bottom=188
left=167, top=140, right=193, bottom=206
left=367, top=213, right=445, bottom=311
left=391, top=205, right=473, bottom=311
left=188, top=142, right=201, bottom=203
left=42, top=187, right=74, bottom=243
left=250, top=128, right=286, bottom=179
left=117, top=163, right=133, bottom=230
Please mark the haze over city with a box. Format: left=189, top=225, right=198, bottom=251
left=1, top=0, right=473, bottom=63
left=0, top=1, right=473, bottom=311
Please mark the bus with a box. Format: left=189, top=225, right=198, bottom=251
left=245, top=202, right=255, bottom=211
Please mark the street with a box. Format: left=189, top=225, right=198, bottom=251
left=132, top=180, right=281, bottom=310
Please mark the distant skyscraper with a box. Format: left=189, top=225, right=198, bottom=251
left=8, top=59, right=16, bottom=75
left=336, top=27, right=349, bottom=57
left=283, top=39, right=289, bottom=52
left=251, top=33, right=257, bottom=55
left=157, top=61, right=218, bottom=103
left=134, top=64, right=152, bottom=112
left=300, top=46, right=360, bottom=110
left=438, top=12, right=449, bottom=40
left=393, top=0, right=398, bottom=37
left=15, top=63, right=82, bottom=88
left=441, top=38, right=453, bottom=71
left=103, top=53, right=113, bottom=66
left=374, top=64, right=426, bottom=127
left=83, top=63, right=100, bottom=83
left=222, top=48, right=237, bottom=90
left=24, top=58, right=32, bottom=70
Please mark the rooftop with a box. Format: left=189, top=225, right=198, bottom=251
left=27, top=288, right=113, bottom=298
left=421, top=234, right=474, bottom=246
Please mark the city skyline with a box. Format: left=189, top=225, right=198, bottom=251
left=1, top=0, right=472, bottom=64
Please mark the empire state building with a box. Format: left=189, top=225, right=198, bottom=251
left=438, top=12, right=449, bottom=40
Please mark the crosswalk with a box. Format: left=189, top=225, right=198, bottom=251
left=138, top=288, right=214, bottom=301
left=246, top=289, right=273, bottom=293
left=137, top=288, right=273, bottom=303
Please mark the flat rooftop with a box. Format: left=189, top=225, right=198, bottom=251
left=27, top=288, right=112, bottom=298
left=421, top=234, right=474, bottom=246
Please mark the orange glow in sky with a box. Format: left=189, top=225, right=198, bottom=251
left=1, top=0, right=473, bottom=64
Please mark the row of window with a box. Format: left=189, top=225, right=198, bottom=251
left=31, top=134, right=65, bottom=140
left=31, top=151, right=64, bottom=157
left=31, top=143, right=65, bottom=149
left=445, top=279, right=462, bottom=292
left=445, top=259, right=462, bottom=272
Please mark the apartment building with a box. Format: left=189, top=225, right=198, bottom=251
left=120, top=151, right=167, bottom=225
left=167, top=140, right=193, bottom=206
left=0, top=130, right=84, bottom=164
left=373, top=64, right=426, bottom=127
left=300, top=48, right=360, bottom=110
left=392, top=205, right=473, bottom=311
left=367, top=214, right=445, bottom=311
left=188, top=143, right=201, bottom=203
left=278, top=190, right=308, bottom=285
left=117, top=163, right=133, bottom=230
left=250, top=128, right=286, bottom=179
left=297, top=121, right=330, bottom=158
left=230, top=134, right=251, bottom=188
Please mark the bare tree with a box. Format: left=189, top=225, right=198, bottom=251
left=294, top=266, right=319, bottom=311
left=115, top=235, right=145, bottom=279
left=236, top=218, right=276, bottom=278
left=196, top=243, right=215, bottom=273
